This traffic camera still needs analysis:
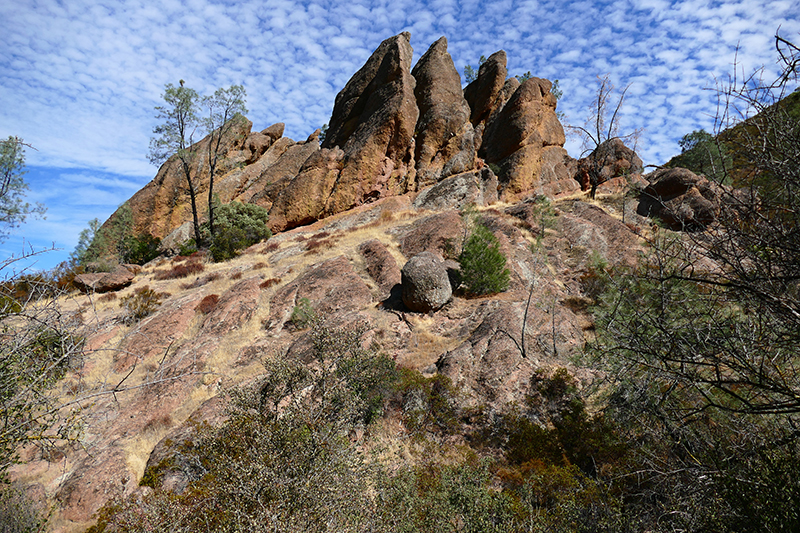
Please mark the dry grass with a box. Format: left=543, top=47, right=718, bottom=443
left=181, top=272, right=221, bottom=289
left=154, top=260, right=205, bottom=280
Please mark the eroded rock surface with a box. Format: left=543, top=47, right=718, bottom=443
left=401, top=251, right=452, bottom=313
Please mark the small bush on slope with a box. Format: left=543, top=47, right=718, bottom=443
left=458, top=221, right=510, bottom=296
left=204, top=201, right=271, bottom=262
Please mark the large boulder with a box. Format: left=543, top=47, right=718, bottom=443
left=575, top=138, right=643, bottom=192
left=411, top=37, right=475, bottom=187
left=73, top=265, right=134, bottom=293
left=637, top=167, right=722, bottom=231
left=401, top=252, right=452, bottom=313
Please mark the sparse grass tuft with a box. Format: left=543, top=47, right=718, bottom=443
left=155, top=258, right=204, bottom=280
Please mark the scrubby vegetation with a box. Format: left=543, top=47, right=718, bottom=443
left=204, top=200, right=271, bottom=262
left=87, top=321, right=630, bottom=533
left=458, top=219, right=510, bottom=296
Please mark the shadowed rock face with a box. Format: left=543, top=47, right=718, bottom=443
left=464, top=50, right=508, bottom=127
left=411, top=36, right=475, bottom=187
left=637, top=167, right=723, bottom=230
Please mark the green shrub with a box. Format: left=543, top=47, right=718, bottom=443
left=290, top=297, right=316, bottom=329
left=119, top=233, right=161, bottom=265
left=394, top=368, right=460, bottom=435
left=205, top=201, right=271, bottom=262
left=0, top=484, right=47, bottom=533
left=458, top=222, right=510, bottom=295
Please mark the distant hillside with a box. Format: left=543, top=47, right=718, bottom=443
left=665, top=88, right=800, bottom=186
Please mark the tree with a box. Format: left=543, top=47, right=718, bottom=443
left=588, top=32, right=800, bottom=531
left=458, top=220, right=510, bottom=295
left=0, top=136, right=45, bottom=241
left=568, top=75, right=642, bottom=198
left=463, top=55, right=487, bottom=84
left=148, top=82, right=246, bottom=246
left=667, top=129, right=732, bottom=183
left=200, top=85, right=248, bottom=238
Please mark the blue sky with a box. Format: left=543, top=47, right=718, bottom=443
left=1, top=0, right=798, bottom=272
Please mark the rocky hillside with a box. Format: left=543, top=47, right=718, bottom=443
left=109, top=32, right=583, bottom=250
left=10, top=33, right=733, bottom=533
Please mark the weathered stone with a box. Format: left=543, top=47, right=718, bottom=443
left=575, top=138, right=643, bottom=192
left=267, top=148, right=344, bottom=233
left=73, top=266, right=134, bottom=293
left=358, top=239, right=401, bottom=296
left=464, top=50, right=507, bottom=126
left=411, top=36, right=475, bottom=187
left=413, top=167, right=498, bottom=211
left=265, top=255, right=373, bottom=332
left=401, top=251, right=452, bottom=312
left=398, top=210, right=465, bottom=258
left=637, top=167, right=722, bottom=231
left=318, top=32, right=418, bottom=213
left=121, top=117, right=252, bottom=241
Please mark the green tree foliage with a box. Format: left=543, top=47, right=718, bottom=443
left=203, top=200, right=271, bottom=262
left=118, top=232, right=161, bottom=265
left=463, top=54, right=487, bottom=84
left=148, top=82, right=247, bottom=246
left=666, top=128, right=732, bottom=183
left=458, top=220, right=510, bottom=296
left=0, top=136, right=45, bottom=241
left=587, top=35, right=800, bottom=531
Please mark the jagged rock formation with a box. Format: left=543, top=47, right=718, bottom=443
left=575, top=137, right=644, bottom=192
left=102, top=32, right=591, bottom=248
left=412, top=36, right=476, bottom=186
left=16, top=36, right=684, bottom=530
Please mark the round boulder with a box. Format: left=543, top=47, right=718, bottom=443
left=401, top=252, right=452, bottom=313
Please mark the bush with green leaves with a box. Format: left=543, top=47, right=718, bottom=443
left=119, top=233, right=161, bottom=265
left=203, top=200, right=271, bottom=262
left=458, top=220, right=510, bottom=296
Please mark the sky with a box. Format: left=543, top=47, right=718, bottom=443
left=1, top=0, right=798, bottom=273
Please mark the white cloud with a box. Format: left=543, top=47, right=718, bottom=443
left=1, top=0, right=798, bottom=269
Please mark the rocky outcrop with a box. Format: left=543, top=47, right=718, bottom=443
left=244, top=123, right=284, bottom=163
left=268, top=33, right=419, bottom=232
left=358, top=239, right=401, bottom=297
left=401, top=251, right=452, bottom=312
left=411, top=37, right=475, bottom=186
left=123, top=117, right=253, bottom=241
left=637, top=167, right=722, bottom=230
left=398, top=210, right=465, bottom=258
left=73, top=265, right=135, bottom=293
left=412, top=167, right=498, bottom=211
left=480, top=78, right=577, bottom=199
left=463, top=51, right=508, bottom=126
left=575, top=138, right=643, bottom=192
